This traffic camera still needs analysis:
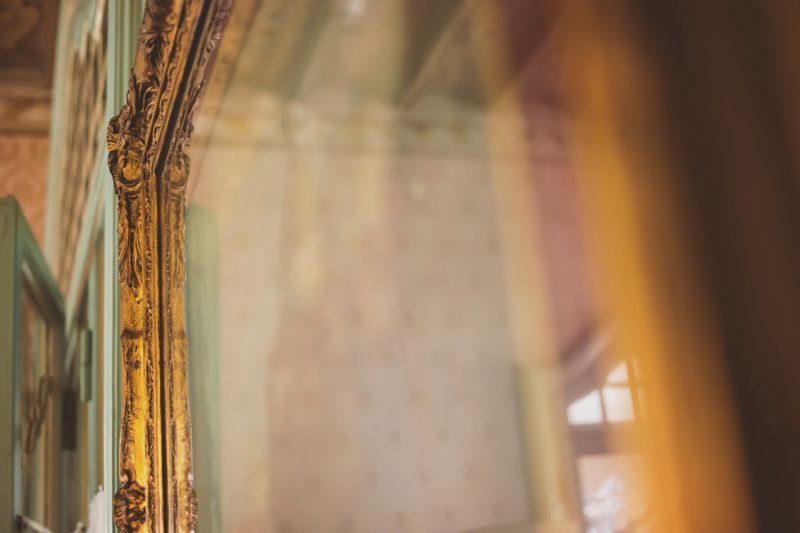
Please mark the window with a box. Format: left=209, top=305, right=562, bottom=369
left=567, top=359, right=644, bottom=426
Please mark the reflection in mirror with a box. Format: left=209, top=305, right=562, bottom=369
left=184, top=2, right=640, bottom=532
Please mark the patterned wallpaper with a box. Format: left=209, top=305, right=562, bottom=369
left=190, top=148, right=532, bottom=532
left=185, top=1, right=589, bottom=530
left=0, top=134, right=48, bottom=243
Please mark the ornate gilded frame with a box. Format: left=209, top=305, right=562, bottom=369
left=106, top=1, right=231, bottom=531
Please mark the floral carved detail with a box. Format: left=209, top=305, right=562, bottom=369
left=108, top=75, right=157, bottom=292
left=114, top=472, right=147, bottom=532
left=107, top=1, right=231, bottom=531
left=107, top=74, right=160, bottom=189
left=141, top=2, right=178, bottom=70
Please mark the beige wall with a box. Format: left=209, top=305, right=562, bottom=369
left=191, top=145, right=533, bottom=532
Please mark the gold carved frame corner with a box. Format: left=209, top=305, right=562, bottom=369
left=107, top=1, right=231, bottom=531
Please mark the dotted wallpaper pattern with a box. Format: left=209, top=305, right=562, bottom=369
left=190, top=147, right=544, bottom=532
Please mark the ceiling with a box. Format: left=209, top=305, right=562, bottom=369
left=0, top=0, right=58, bottom=136
left=261, top=0, right=553, bottom=107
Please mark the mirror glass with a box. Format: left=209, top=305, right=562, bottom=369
left=186, top=2, right=648, bottom=532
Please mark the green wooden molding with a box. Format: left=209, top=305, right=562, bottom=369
left=186, top=207, right=223, bottom=531
left=44, top=1, right=145, bottom=529
left=44, top=0, right=75, bottom=262
left=0, top=197, right=21, bottom=533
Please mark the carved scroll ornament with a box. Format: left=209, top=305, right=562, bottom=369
left=107, top=1, right=230, bottom=531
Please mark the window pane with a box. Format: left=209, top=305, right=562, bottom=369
left=602, top=386, right=635, bottom=423
left=568, top=390, right=604, bottom=425
left=605, top=362, right=629, bottom=385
